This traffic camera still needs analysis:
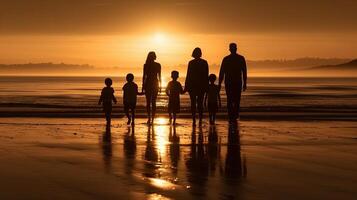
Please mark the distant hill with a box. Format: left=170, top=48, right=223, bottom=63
left=0, top=63, right=94, bottom=74
left=307, top=59, right=357, bottom=70
left=0, top=63, right=137, bottom=76
left=277, top=59, right=357, bottom=77
left=238, top=58, right=355, bottom=77
left=245, top=58, right=351, bottom=73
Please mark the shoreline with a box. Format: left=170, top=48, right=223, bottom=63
left=0, top=111, right=356, bottom=121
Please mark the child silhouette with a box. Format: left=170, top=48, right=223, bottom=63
left=123, top=73, right=142, bottom=125
left=98, top=78, right=117, bottom=125
left=205, top=74, right=221, bottom=124
left=165, top=71, right=184, bottom=125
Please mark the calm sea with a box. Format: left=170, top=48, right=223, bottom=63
left=0, top=76, right=356, bottom=112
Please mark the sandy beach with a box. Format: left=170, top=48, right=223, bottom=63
left=0, top=117, right=356, bottom=199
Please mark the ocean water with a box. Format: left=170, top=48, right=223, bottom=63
left=0, top=76, right=356, bottom=112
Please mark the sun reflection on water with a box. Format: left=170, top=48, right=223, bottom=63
left=154, top=117, right=169, bottom=161
left=156, top=117, right=168, bottom=125
left=147, top=193, right=172, bottom=200
left=149, top=177, right=177, bottom=190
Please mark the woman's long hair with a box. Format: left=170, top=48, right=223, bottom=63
left=145, top=51, right=156, bottom=64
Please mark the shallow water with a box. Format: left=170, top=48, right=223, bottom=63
left=0, top=77, right=357, bottom=112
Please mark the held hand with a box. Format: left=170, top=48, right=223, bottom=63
left=183, top=88, right=186, bottom=93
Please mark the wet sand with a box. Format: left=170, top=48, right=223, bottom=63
left=0, top=118, right=356, bottom=199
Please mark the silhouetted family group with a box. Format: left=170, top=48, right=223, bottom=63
left=99, top=43, right=247, bottom=126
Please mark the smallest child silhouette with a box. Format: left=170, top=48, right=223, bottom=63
left=123, top=73, right=142, bottom=125
left=205, top=74, right=221, bottom=124
left=166, top=71, right=184, bottom=125
left=98, top=78, right=117, bottom=125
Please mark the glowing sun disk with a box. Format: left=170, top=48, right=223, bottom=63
left=153, top=33, right=167, bottom=44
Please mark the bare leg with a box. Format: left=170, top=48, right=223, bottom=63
left=173, top=112, right=177, bottom=125
left=105, top=112, right=111, bottom=126
left=151, top=91, right=158, bottom=124
left=145, top=94, right=151, bottom=124
left=131, top=109, right=135, bottom=125
left=169, top=112, right=172, bottom=124
left=226, top=90, right=234, bottom=122
left=189, top=93, right=197, bottom=125
left=151, top=99, right=156, bottom=124
left=197, top=94, right=204, bottom=124
left=125, top=107, right=131, bottom=125
left=235, top=90, right=242, bottom=120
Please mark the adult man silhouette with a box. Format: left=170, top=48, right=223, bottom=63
left=219, top=43, right=247, bottom=122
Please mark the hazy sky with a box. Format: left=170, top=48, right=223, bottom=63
left=0, top=0, right=356, bottom=67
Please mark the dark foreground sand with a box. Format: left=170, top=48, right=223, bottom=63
left=0, top=118, right=356, bottom=199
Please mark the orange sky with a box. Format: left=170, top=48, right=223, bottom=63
left=0, top=0, right=356, bottom=68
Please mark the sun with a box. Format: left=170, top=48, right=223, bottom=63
left=153, top=33, right=167, bottom=45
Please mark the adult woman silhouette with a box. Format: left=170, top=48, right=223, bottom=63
left=142, top=51, right=161, bottom=124
left=184, top=47, right=209, bottom=125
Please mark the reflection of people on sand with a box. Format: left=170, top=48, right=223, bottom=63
left=102, top=125, right=112, bottom=173
left=124, top=125, right=136, bottom=158
left=219, top=43, right=247, bottom=122
left=142, top=51, right=162, bottom=125
left=169, top=125, right=180, bottom=177
left=185, top=47, right=209, bottom=125
left=124, top=125, right=136, bottom=176
left=143, top=125, right=159, bottom=178
left=208, top=125, right=219, bottom=175
left=185, top=125, right=209, bottom=197
left=225, top=123, right=247, bottom=184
